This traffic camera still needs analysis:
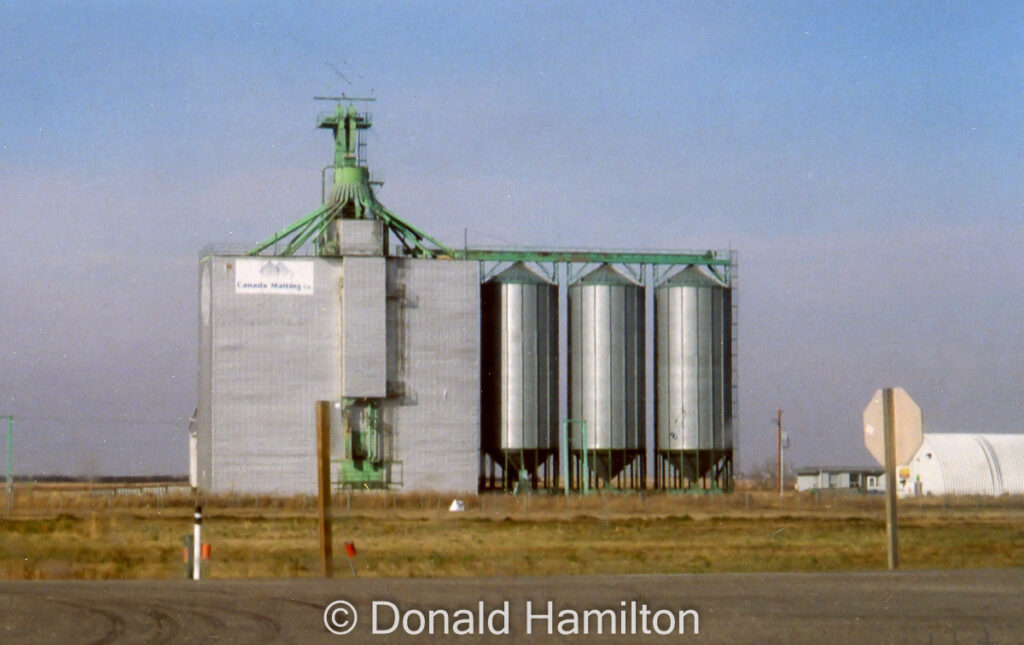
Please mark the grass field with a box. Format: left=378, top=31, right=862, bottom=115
left=1, top=485, right=1022, bottom=580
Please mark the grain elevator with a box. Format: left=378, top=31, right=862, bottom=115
left=194, top=99, right=736, bottom=494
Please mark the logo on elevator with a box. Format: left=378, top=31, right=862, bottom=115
left=234, top=259, right=314, bottom=295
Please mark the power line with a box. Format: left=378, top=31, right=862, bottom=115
left=15, top=416, right=186, bottom=427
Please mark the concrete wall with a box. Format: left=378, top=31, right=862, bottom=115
left=341, top=256, right=386, bottom=398
left=195, top=259, right=213, bottom=489
left=384, top=259, right=481, bottom=493
left=197, top=254, right=480, bottom=494
left=201, top=256, right=342, bottom=494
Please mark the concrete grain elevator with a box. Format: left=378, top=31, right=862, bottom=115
left=194, top=99, right=736, bottom=494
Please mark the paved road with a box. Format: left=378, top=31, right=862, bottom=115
left=1, top=569, right=1021, bottom=644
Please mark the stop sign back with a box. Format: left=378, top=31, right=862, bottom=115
left=863, top=387, right=923, bottom=466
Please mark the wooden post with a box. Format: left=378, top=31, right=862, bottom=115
left=883, top=388, right=899, bottom=570
left=316, top=401, right=333, bottom=578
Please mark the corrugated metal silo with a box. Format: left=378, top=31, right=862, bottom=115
left=654, top=266, right=733, bottom=489
left=568, top=264, right=645, bottom=488
left=481, top=263, right=559, bottom=489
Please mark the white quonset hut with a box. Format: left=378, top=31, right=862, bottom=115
left=897, top=434, right=1024, bottom=497
left=863, top=388, right=1024, bottom=498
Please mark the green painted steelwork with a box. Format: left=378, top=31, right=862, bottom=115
left=317, top=103, right=371, bottom=174
left=470, top=249, right=733, bottom=288
left=560, top=421, right=569, bottom=497
left=580, top=423, right=589, bottom=496
left=333, top=399, right=401, bottom=489
left=248, top=205, right=329, bottom=256
left=456, top=249, right=729, bottom=266
left=248, top=100, right=453, bottom=259
left=561, top=419, right=590, bottom=495
left=245, top=101, right=734, bottom=285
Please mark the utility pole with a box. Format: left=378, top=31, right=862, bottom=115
left=4, top=415, right=11, bottom=515
left=776, top=409, right=783, bottom=498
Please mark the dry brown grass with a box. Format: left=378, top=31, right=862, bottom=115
left=1, top=486, right=1022, bottom=580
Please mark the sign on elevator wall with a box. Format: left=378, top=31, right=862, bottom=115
left=234, top=259, right=314, bottom=295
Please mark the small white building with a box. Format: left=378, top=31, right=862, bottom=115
left=795, top=467, right=885, bottom=493
left=897, top=433, right=1024, bottom=497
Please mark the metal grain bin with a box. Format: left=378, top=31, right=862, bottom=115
left=654, top=266, right=732, bottom=488
left=481, top=263, right=559, bottom=488
left=568, top=264, right=645, bottom=487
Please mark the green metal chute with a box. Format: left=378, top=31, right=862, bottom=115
left=247, top=100, right=453, bottom=258
left=247, top=204, right=330, bottom=256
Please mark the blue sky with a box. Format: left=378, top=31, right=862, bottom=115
left=2, top=1, right=1022, bottom=475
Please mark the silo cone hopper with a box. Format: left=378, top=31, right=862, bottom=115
left=588, top=452, right=635, bottom=487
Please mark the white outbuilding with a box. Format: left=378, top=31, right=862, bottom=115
left=795, top=467, right=885, bottom=493
left=897, top=433, right=1024, bottom=497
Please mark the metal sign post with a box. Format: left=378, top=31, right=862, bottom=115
left=192, top=505, right=203, bottom=580
left=883, top=388, right=899, bottom=570
left=864, top=387, right=920, bottom=571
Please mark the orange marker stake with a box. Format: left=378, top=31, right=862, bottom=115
left=344, top=541, right=358, bottom=578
